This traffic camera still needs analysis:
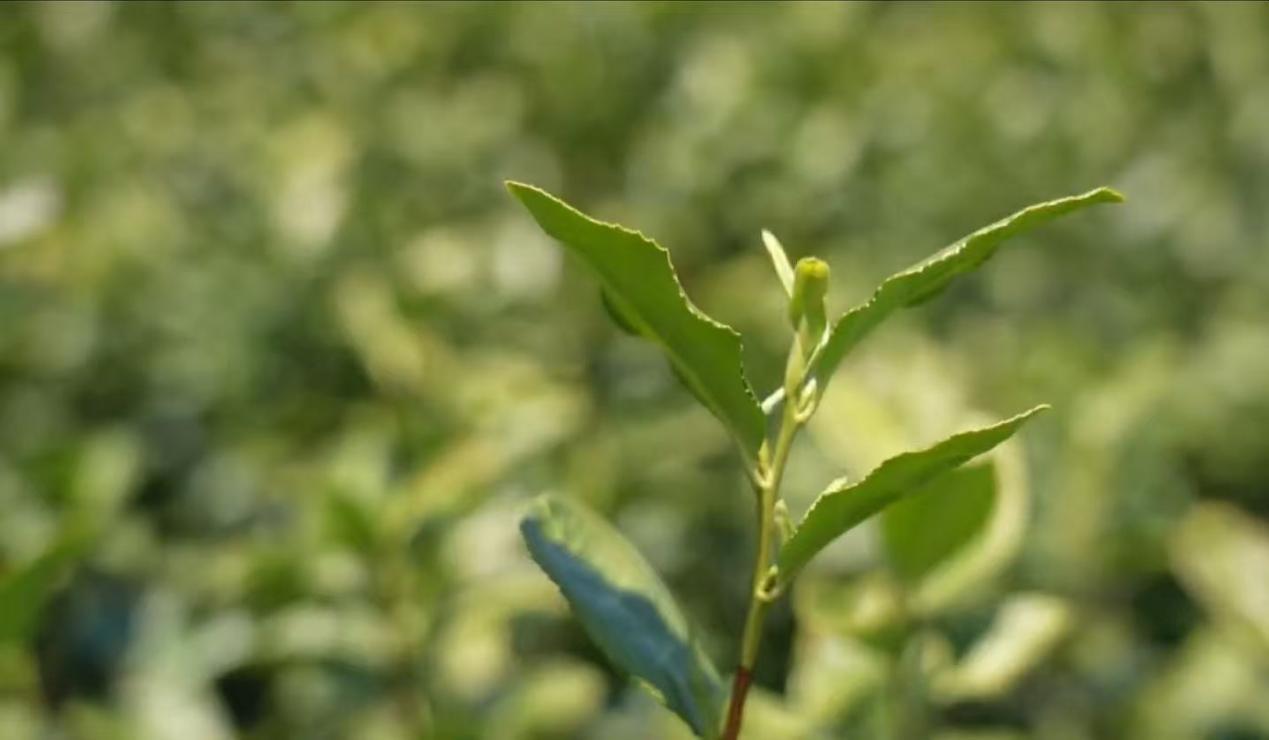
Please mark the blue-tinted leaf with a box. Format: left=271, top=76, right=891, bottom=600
left=521, top=495, right=724, bottom=737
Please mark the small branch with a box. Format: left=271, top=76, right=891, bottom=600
left=722, top=667, right=754, bottom=740
left=722, top=383, right=803, bottom=740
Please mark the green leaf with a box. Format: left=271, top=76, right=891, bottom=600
left=0, top=539, right=82, bottom=644
left=881, top=462, right=996, bottom=584
left=761, top=230, right=795, bottom=296
left=600, top=289, right=642, bottom=336
left=930, top=593, right=1073, bottom=702
left=508, top=182, right=765, bottom=459
left=778, top=406, right=1048, bottom=581
left=520, top=494, right=725, bottom=738
left=810, top=188, right=1123, bottom=396
left=1172, top=502, right=1269, bottom=655
left=324, top=490, right=379, bottom=553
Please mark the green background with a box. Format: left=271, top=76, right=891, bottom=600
left=1, top=2, right=1267, bottom=738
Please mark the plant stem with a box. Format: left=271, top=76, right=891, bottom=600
left=722, top=391, right=802, bottom=740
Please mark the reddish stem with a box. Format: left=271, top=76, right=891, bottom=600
left=721, top=667, right=753, bottom=740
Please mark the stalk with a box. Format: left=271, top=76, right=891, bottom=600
left=722, top=340, right=808, bottom=740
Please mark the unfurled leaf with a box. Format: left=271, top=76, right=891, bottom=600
left=521, top=495, right=725, bottom=737
left=810, top=188, right=1123, bottom=396
left=778, top=406, right=1047, bottom=581
left=881, top=462, right=996, bottom=584
left=508, top=182, right=765, bottom=459
left=761, top=230, right=796, bottom=297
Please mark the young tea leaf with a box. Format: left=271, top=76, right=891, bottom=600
left=761, top=230, right=796, bottom=296
left=508, top=182, right=765, bottom=459
left=778, top=406, right=1048, bottom=582
left=788, top=257, right=830, bottom=340
left=810, top=188, right=1123, bottom=397
left=521, top=495, right=725, bottom=738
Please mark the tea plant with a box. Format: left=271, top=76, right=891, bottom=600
left=507, top=181, right=1122, bottom=739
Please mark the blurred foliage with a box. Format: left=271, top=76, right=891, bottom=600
left=0, top=2, right=1267, bottom=738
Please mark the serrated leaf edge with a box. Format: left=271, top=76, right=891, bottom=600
left=811, top=188, right=1123, bottom=391
left=779, top=404, right=1049, bottom=580
left=507, top=181, right=765, bottom=457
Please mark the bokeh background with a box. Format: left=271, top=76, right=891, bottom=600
left=1, top=2, right=1268, bottom=739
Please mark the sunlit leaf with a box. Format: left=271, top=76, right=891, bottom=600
left=778, top=406, right=1047, bottom=581
left=810, top=188, right=1123, bottom=396
left=508, top=182, right=765, bottom=459
left=761, top=230, right=795, bottom=296
left=521, top=495, right=725, bottom=737
left=1172, top=502, right=1269, bottom=655
left=931, top=593, right=1073, bottom=702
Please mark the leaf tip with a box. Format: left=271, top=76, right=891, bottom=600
left=1092, top=186, right=1126, bottom=204
left=1013, top=403, right=1052, bottom=424
left=762, top=229, right=796, bottom=295
left=520, top=493, right=555, bottom=529
left=504, top=179, right=536, bottom=200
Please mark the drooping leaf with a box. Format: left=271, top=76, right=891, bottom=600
left=520, top=494, right=725, bottom=737
left=778, top=406, right=1047, bottom=582
left=809, top=188, right=1123, bottom=396
left=508, top=182, right=765, bottom=459
left=881, top=462, right=996, bottom=584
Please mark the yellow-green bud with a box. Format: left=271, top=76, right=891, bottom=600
left=788, top=257, right=830, bottom=338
